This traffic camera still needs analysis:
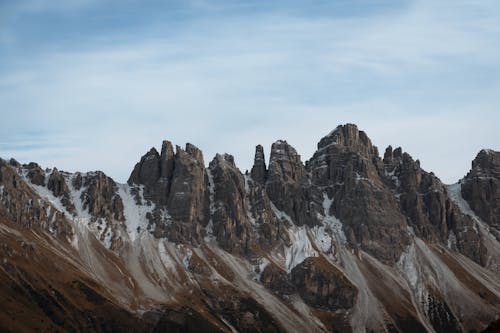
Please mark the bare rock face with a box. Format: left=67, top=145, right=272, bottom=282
left=75, top=172, right=124, bottom=222
left=260, top=262, right=296, bottom=296
left=308, top=124, right=410, bottom=264
left=291, top=257, right=357, bottom=311
left=47, top=168, right=76, bottom=215
left=245, top=177, right=291, bottom=250
left=24, top=162, right=46, bottom=186
left=128, top=142, right=210, bottom=244
left=266, top=140, right=322, bottom=227
left=0, top=159, right=71, bottom=236
left=461, top=149, right=500, bottom=232
left=250, top=145, right=267, bottom=184
left=166, top=144, right=209, bottom=227
left=209, top=154, right=254, bottom=254
left=383, top=147, right=483, bottom=264
left=129, top=147, right=161, bottom=188
left=128, top=141, right=175, bottom=205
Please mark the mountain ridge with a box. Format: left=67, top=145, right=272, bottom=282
left=0, top=123, right=499, bottom=332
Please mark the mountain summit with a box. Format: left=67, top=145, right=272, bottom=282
left=0, top=124, right=499, bottom=332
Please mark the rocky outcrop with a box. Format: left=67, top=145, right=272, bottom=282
left=209, top=154, right=254, bottom=254
left=0, top=159, right=71, bottom=236
left=128, top=142, right=210, bottom=244
left=260, top=262, right=295, bottom=295
left=250, top=145, right=267, bottom=184
left=383, top=147, right=483, bottom=264
left=461, top=149, right=500, bottom=231
left=24, top=162, right=46, bottom=186
left=166, top=144, right=209, bottom=227
left=245, top=176, right=291, bottom=250
left=47, top=168, right=76, bottom=215
left=291, top=257, right=357, bottom=311
left=74, top=172, right=124, bottom=222
left=266, top=140, right=322, bottom=227
left=308, top=124, right=410, bottom=264
left=128, top=141, right=175, bottom=205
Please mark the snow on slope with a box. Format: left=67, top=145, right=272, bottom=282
left=117, top=184, right=153, bottom=242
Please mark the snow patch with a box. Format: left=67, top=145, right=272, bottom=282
left=321, top=193, right=347, bottom=244
left=27, top=180, right=67, bottom=214
left=117, top=184, right=154, bottom=242
left=284, top=226, right=318, bottom=272
left=310, top=225, right=332, bottom=253
left=447, top=182, right=496, bottom=240
left=255, top=257, right=270, bottom=281
left=244, top=175, right=257, bottom=226
left=103, top=228, right=114, bottom=249
left=446, top=182, right=479, bottom=220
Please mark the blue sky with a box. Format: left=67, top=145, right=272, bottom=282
left=1, top=0, right=499, bottom=183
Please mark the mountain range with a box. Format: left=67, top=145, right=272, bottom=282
left=0, top=123, right=498, bottom=333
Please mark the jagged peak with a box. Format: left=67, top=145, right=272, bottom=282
left=176, top=143, right=204, bottom=165
left=161, top=140, right=173, bottom=155
left=251, top=144, right=267, bottom=184
left=146, top=147, right=159, bottom=157
left=470, top=148, right=500, bottom=174
left=210, top=153, right=237, bottom=169
left=317, top=124, right=378, bottom=158
left=268, top=140, right=305, bottom=184
left=383, top=145, right=410, bottom=164
left=270, top=140, right=301, bottom=160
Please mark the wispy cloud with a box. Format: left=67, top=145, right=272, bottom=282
left=0, top=0, right=499, bottom=183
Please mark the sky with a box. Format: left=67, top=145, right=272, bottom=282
left=0, top=0, right=499, bottom=184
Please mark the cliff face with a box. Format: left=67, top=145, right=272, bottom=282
left=461, top=149, right=500, bottom=237
left=0, top=124, right=499, bottom=333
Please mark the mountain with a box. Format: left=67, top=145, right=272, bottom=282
left=0, top=124, right=498, bottom=333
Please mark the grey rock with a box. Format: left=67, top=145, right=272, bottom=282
left=308, top=124, right=410, bottom=264
left=291, top=257, right=357, bottom=310
left=250, top=145, right=267, bottom=184
left=461, top=149, right=500, bottom=232
left=209, top=154, right=254, bottom=254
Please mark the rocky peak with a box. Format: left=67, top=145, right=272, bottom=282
left=208, top=153, right=254, bottom=254
left=24, top=162, right=46, bottom=186
left=212, top=153, right=237, bottom=169
left=250, top=145, right=267, bottom=184
left=166, top=143, right=209, bottom=226
left=461, top=149, right=500, bottom=231
left=381, top=147, right=485, bottom=264
left=264, top=140, right=318, bottom=227
left=81, top=171, right=124, bottom=222
left=267, top=140, right=305, bottom=185
left=128, top=147, right=161, bottom=187
left=383, top=145, right=393, bottom=164
left=183, top=143, right=205, bottom=165
left=47, top=168, right=76, bottom=214
left=470, top=149, right=500, bottom=176
left=317, top=124, right=378, bottom=158
left=160, top=140, right=174, bottom=179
